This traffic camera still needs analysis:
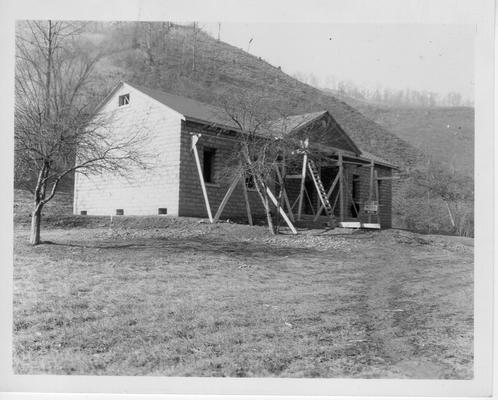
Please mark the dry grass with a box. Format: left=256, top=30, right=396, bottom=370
left=13, top=218, right=473, bottom=378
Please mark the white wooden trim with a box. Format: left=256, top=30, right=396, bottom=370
left=213, top=175, right=241, bottom=221
left=191, top=134, right=213, bottom=222
left=266, top=187, right=297, bottom=234
left=275, top=166, right=295, bottom=222
left=362, top=223, right=381, bottom=229
left=339, top=221, right=361, bottom=228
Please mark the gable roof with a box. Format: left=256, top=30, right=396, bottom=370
left=357, top=149, right=398, bottom=169
left=128, top=83, right=240, bottom=131
left=268, top=110, right=361, bottom=155
left=111, top=82, right=395, bottom=169
left=268, top=110, right=328, bottom=135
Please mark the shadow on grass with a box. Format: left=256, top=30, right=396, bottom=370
left=42, top=241, right=146, bottom=249
left=38, top=236, right=322, bottom=258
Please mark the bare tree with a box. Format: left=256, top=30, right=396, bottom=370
left=15, top=20, right=148, bottom=245
left=409, top=158, right=474, bottom=236
left=215, top=91, right=301, bottom=234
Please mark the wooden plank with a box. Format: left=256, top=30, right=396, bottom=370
left=361, top=223, right=381, bottom=229
left=313, top=172, right=340, bottom=221
left=297, top=149, right=308, bottom=221
left=275, top=166, right=295, bottom=222
left=266, top=187, right=297, bottom=234
left=343, top=172, right=360, bottom=221
left=368, top=159, right=374, bottom=224
left=213, top=175, right=241, bottom=221
left=339, top=221, right=361, bottom=228
left=374, top=170, right=381, bottom=228
left=303, top=187, right=315, bottom=215
left=338, top=153, right=344, bottom=222
left=307, top=160, right=332, bottom=218
left=331, top=189, right=340, bottom=214
left=241, top=176, right=253, bottom=226
left=290, top=195, right=300, bottom=212
left=191, top=135, right=213, bottom=223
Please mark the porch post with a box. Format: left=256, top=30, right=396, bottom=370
left=297, top=138, right=309, bottom=221
left=368, top=159, right=374, bottom=224
left=339, top=152, right=344, bottom=222
left=191, top=134, right=214, bottom=222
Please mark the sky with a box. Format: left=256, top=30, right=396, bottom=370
left=202, top=23, right=474, bottom=102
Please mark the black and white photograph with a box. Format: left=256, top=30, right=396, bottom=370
left=0, top=0, right=495, bottom=398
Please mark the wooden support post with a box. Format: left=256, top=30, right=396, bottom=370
left=275, top=165, right=295, bottom=222
left=304, top=187, right=315, bottom=216
left=374, top=170, right=380, bottom=227
left=266, top=187, right=297, bottom=234
left=314, top=172, right=340, bottom=221
left=338, top=153, right=344, bottom=222
left=241, top=177, right=253, bottom=226
left=279, top=156, right=294, bottom=221
left=297, top=139, right=309, bottom=221
left=213, top=175, right=241, bottom=221
left=368, top=159, right=374, bottom=224
left=331, top=189, right=340, bottom=214
left=191, top=134, right=213, bottom=223
left=343, top=173, right=360, bottom=221
left=290, top=195, right=300, bottom=212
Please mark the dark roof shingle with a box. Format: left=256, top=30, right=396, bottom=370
left=129, top=83, right=239, bottom=130
left=127, top=82, right=396, bottom=168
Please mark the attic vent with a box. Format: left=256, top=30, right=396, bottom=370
left=118, top=94, right=130, bottom=106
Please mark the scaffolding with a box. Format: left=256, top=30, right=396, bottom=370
left=191, top=133, right=389, bottom=233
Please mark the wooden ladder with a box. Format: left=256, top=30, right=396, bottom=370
left=307, top=159, right=334, bottom=218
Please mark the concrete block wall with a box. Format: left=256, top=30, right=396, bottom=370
left=351, top=164, right=392, bottom=228
left=72, top=83, right=393, bottom=226
left=74, top=83, right=182, bottom=216
left=178, top=121, right=269, bottom=219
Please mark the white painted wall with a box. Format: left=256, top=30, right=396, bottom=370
left=73, top=83, right=183, bottom=216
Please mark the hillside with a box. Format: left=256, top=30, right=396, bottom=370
left=14, top=22, right=474, bottom=235
left=323, top=90, right=474, bottom=176
left=87, top=22, right=425, bottom=169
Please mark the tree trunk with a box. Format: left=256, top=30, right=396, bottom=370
left=30, top=205, right=42, bottom=245
left=258, top=182, right=275, bottom=235
left=261, top=192, right=275, bottom=235
left=252, top=176, right=275, bottom=235
left=445, top=201, right=456, bottom=227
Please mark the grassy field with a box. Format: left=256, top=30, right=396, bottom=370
left=13, top=217, right=473, bottom=378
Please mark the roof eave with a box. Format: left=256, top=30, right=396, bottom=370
left=91, top=81, right=125, bottom=115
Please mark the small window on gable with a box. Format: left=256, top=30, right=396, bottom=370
left=203, top=148, right=216, bottom=183
left=118, top=93, right=130, bottom=106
